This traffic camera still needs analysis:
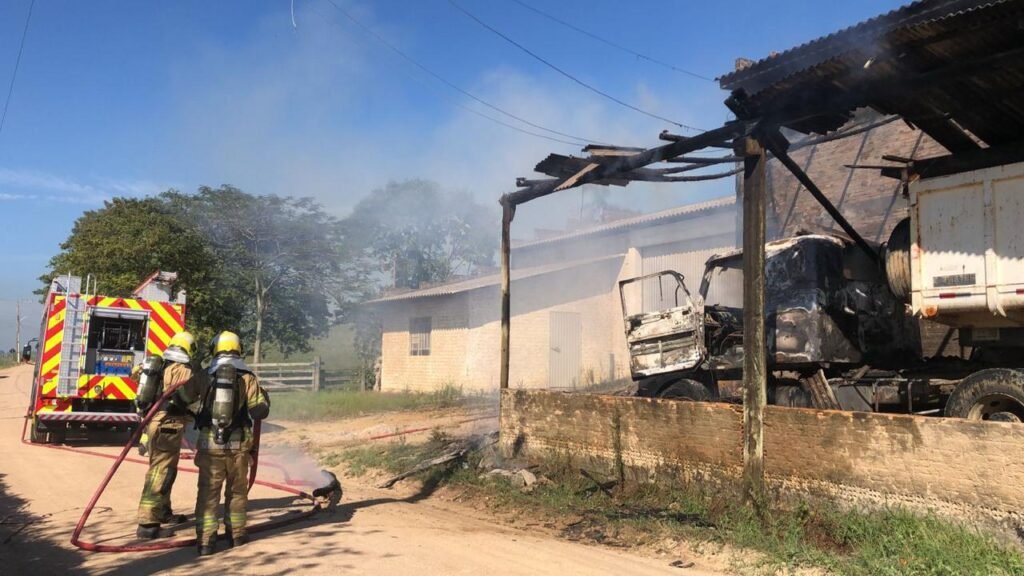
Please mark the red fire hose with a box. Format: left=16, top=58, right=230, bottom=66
left=21, top=381, right=321, bottom=553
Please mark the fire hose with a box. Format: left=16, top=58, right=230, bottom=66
left=21, top=379, right=322, bottom=553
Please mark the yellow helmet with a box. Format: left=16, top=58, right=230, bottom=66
left=210, top=331, right=243, bottom=356
left=167, top=331, right=196, bottom=357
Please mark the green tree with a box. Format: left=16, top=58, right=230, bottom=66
left=343, top=179, right=497, bottom=289
left=166, top=186, right=354, bottom=361
left=37, top=197, right=237, bottom=342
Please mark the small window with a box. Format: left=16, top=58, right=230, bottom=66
left=410, top=317, right=431, bottom=356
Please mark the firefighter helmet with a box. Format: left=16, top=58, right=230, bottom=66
left=168, top=331, right=196, bottom=358
left=210, top=331, right=243, bottom=357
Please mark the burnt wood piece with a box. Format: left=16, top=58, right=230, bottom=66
left=880, top=140, right=1024, bottom=180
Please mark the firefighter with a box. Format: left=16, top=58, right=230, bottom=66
left=135, top=330, right=202, bottom=540
left=194, top=331, right=269, bottom=556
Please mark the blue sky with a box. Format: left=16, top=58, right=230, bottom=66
left=0, top=0, right=905, bottom=345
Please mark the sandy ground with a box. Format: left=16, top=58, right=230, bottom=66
left=0, top=364, right=732, bottom=575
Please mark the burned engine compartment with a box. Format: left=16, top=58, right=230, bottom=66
left=702, top=235, right=919, bottom=374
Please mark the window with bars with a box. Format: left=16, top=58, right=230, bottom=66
left=409, top=317, right=431, bottom=356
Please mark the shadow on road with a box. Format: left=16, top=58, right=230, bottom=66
left=0, top=472, right=86, bottom=573
left=97, top=471, right=451, bottom=575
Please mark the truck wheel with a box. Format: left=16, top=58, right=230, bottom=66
left=29, top=421, right=49, bottom=444
left=944, top=368, right=1024, bottom=421
left=657, top=379, right=710, bottom=401
left=884, top=218, right=911, bottom=302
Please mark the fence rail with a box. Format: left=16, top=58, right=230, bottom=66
left=251, top=357, right=321, bottom=392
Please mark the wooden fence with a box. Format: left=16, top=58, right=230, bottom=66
left=251, top=357, right=321, bottom=392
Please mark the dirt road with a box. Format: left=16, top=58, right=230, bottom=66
left=0, top=364, right=728, bottom=575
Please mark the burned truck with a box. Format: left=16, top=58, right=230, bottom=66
left=619, top=161, right=1024, bottom=421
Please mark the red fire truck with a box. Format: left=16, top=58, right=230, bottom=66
left=29, top=271, right=187, bottom=443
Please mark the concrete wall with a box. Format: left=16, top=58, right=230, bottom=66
left=380, top=255, right=639, bottom=392
left=501, top=390, right=1024, bottom=531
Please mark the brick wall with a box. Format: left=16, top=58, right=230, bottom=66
left=764, top=110, right=947, bottom=243
left=379, top=296, right=469, bottom=392
left=501, top=390, right=1024, bottom=532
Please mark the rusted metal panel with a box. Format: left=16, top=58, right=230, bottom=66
left=719, top=0, right=1024, bottom=147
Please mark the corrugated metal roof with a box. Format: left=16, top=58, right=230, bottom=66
left=515, top=195, right=735, bottom=250
left=366, top=254, right=625, bottom=304
left=718, top=0, right=1024, bottom=145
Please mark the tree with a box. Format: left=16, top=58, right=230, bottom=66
left=37, top=197, right=237, bottom=342
left=166, top=186, right=354, bottom=361
left=343, top=180, right=497, bottom=289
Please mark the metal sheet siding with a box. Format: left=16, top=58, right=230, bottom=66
left=548, top=311, right=582, bottom=389
left=640, top=245, right=731, bottom=312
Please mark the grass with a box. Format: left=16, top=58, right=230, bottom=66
left=333, top=442, right=1024, bottom=576
left=0, top=355, right=19, bottom=370
left=270, top=385, right=489, bottom=421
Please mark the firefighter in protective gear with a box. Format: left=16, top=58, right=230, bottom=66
left=135, top=330, right=202, bottom=540
left=194, top=331, right=270, bottom=556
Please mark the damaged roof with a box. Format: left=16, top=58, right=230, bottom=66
left=515, top=195, right=734, bottom=250
left=719, top=0, right=1024, bottom=151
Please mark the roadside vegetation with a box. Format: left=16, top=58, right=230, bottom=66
left=334, top=438, right=1024, bottom=576
left=271, top=386, right=491, bottom=421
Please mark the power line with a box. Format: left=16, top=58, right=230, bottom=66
left=446, top=0, right=704, bottom=133
left=322, top=0, right=605, bottom=147
left=507, top=0, right=713, bottom=82
left=0, top=0, right=35, bottom=139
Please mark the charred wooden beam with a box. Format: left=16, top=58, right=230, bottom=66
left=507, top=122, right=749, bottom=205
left=659, top=130, right=732, bottom=148
left=759, top=127, right=880, bottom=263
left=664, top=155, right=743, bottom=164
left=880, top=140, right=1024, bottom=180
left=901, top=110, right=980, bottom=153
left=512, top=176, right=552, bottom=187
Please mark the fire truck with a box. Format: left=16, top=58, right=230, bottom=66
left=29, top=271, right=187, bottom=443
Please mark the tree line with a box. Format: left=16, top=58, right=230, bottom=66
left=39, top=180, right=497, bottom=363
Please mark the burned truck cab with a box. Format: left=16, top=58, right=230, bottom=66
left=620, top=234, right=916, bottom=399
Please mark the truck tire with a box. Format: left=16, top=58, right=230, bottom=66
left=884, top=217, right=912, bottom=302
left=29, top=420, right=49, bottom=444
left=944, top=368, right=1024, bottom=421
left=657, top=379, right=710, bottom=401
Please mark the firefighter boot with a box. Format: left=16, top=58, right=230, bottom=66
left=158, top=511, right=189, bottom=525
left=224, top=532, right=249, bottom=548
left=198, top=542, right=216, bottom=557
left=136, top=523, right=174, bottom=540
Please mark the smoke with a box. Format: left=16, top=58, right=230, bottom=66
left=167, top=2, right=732, bottom=232
left=258, top=444, right=335, bottom=490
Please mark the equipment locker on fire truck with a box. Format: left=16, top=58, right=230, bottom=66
left=29, top=271, right=187, bottom=443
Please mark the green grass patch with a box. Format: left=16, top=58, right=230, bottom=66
left=271, top=385, right=488, bottom=421
left=334, top=444, right=1024, bottom=576
left=0, top=355, right=19, bottom=370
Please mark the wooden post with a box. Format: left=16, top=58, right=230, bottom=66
left=739, top=135, right=767, bottom=506
left=499, top=199, right=514, bottom=390
left=312, top=356, right=321, bottom=392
